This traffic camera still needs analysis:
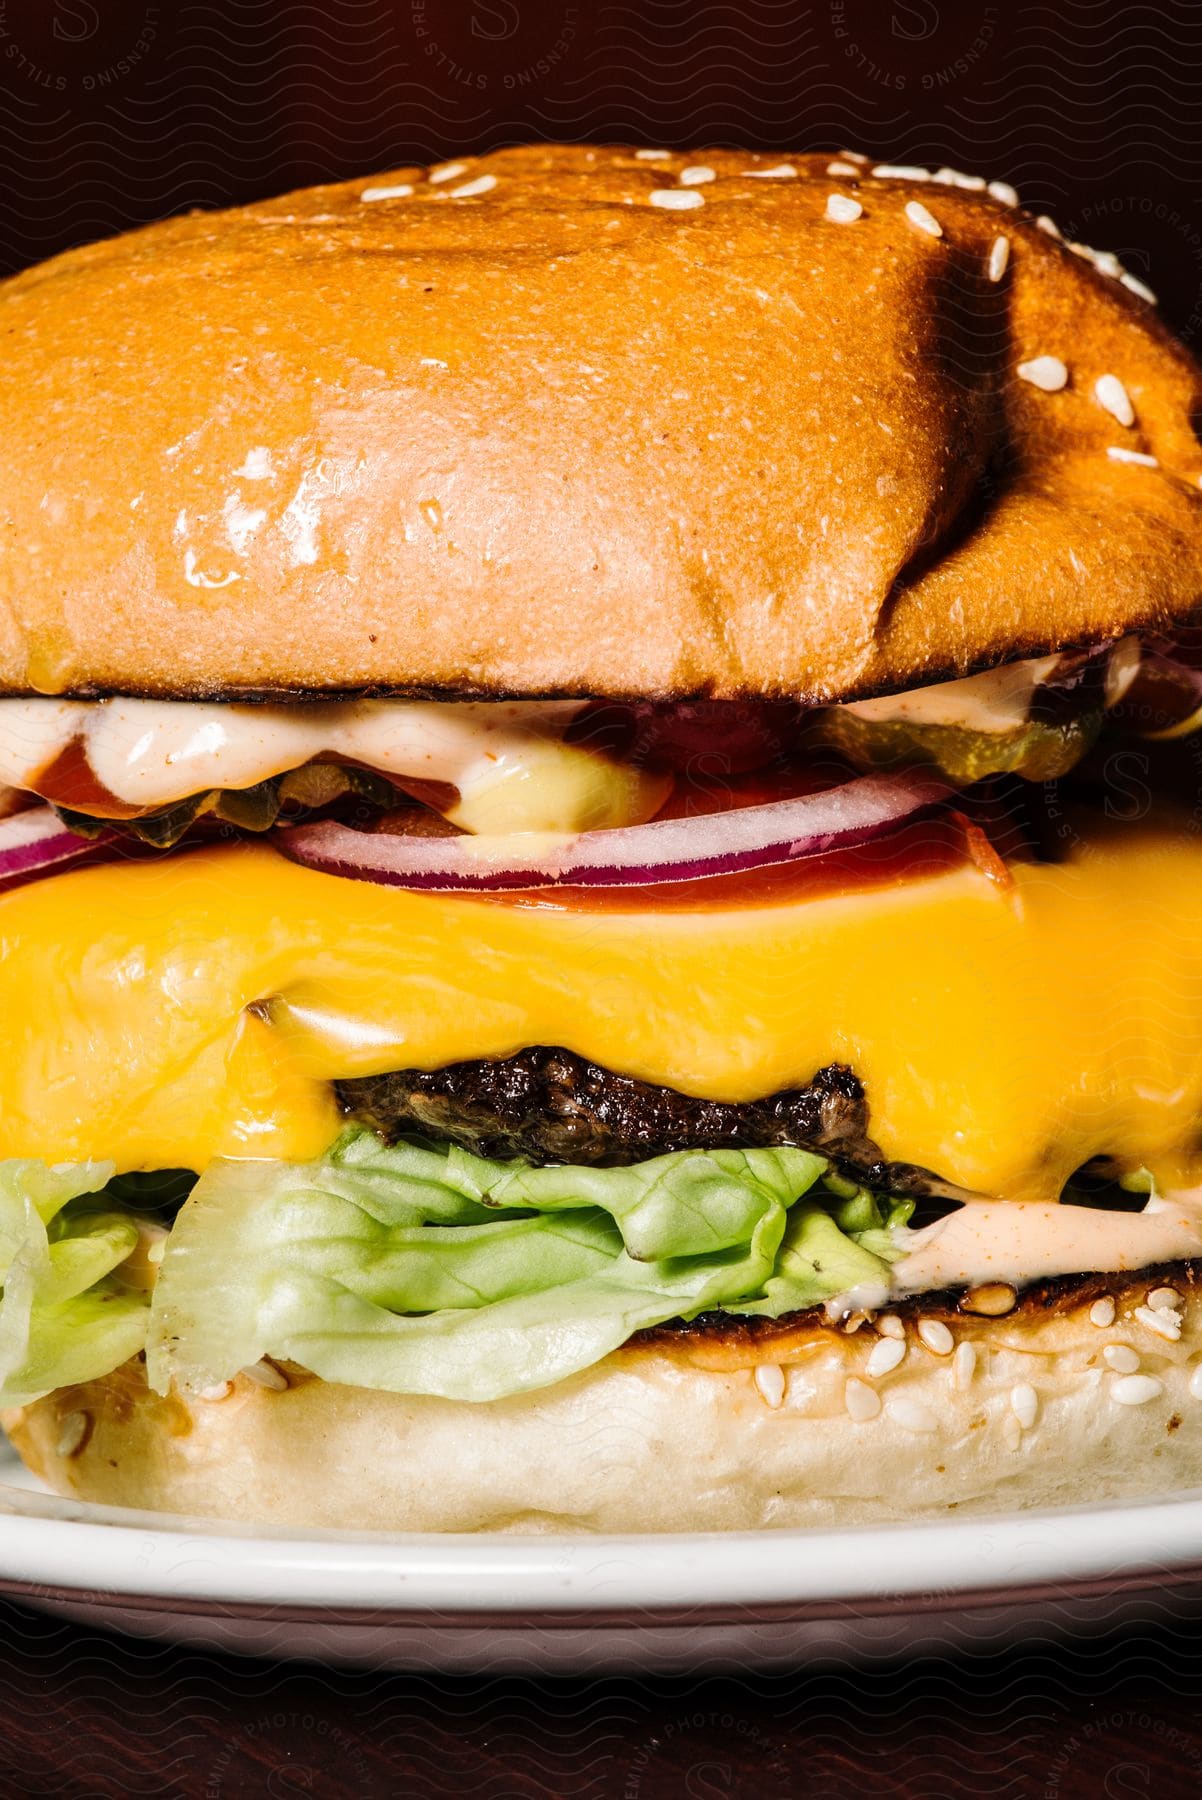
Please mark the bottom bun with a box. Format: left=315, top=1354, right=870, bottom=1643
left=6, top=1265, right=1202, bottom=1531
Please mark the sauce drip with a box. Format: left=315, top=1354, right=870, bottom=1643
left=0, top=697, right=584, bottom=809
left=892, top=1196, right=1202, bottom=1294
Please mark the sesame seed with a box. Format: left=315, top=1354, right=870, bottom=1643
left=839, top=150, right=869, bottom=164
left=987, top=180, right=1019, bottom=207
left=962, top=1282, right=1017, bottom=1317
left=1191, top=1365, right=1202, bottom=1400
left=1148, top=1286, right=1182, bottom=1312
left=56, top=1412, right=90, bottom=1459
left=866, top=1336, right=906, bottom=1378
left=826, top=161, right=860, bottom=178
left=1035, top=214, right=1062, bottom=240
left=889, top=1397, right=939, bottom=1434
left=634, top=148, right=672, bottom=160
left=147, top=1237, right=166, bottom=1266
left=1094, top=374, right=1135, bottom=427
left=1090, top=1297, right=1117, bottom=1328
left=360, top=184, right=414, bottom=203
left=199, top=1381, right=233, bottom=1402
left=1107, top=446, right=1159, bottom=468
left=428, top=161, right=469, bottom=184
left=953, top=1342, right=976, bottom=1390
left=877, top=1314, right=905, bottom=1339
left=1112, top=1374, right=1165, bottom=1407
left=905, top=200, right=943, bottom=239
left=679, top=165, right=716, bottom=186
left=745, top=164, right=798, bottom=179
left=1120, top=271, right=1158, bottom=305
left=1003, top=1414, right=1023, bottom=1452
left=754, top=1364, right=786, bottom=1408
left=988, top=236, right=1010, bottom=282
left=448, top=174, right=497, bottom=199
left=1135, top=1304, right=1182, bottom=1341
left=845, top=1377, right=882, bottom=1423
left=1070, top=241, right=1126, bottom=280
left=1011, top=1383, right=1039, bottom=1430
left=826, top=194, right=863, bottom=224
left=918, top=1318, right=954, bottom=1356
left=242, top=1359, right=289, bottom=1391
left=873, top=164, right=929, bottom=181
left=931, top=167, right=986, bottom=192
left=649, top=188, right=705, bottom=211
left=1104, top=1345, right=1141, bottom=1373
left=1017, top=355, right=1069, bottom=392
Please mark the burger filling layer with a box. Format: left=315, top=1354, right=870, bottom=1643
left=1, top=650, right=1201, bottom=1410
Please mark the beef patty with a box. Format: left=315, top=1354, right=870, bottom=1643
left=337, top=1047, right=954, bottom=1196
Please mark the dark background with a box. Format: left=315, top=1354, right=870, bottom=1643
left=3, top=1593, right=1202, bottom=1799
left=3, top=2, right=1202, bottom=1794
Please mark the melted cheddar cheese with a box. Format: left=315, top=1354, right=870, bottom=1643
left=4, top=813, right=1202, bottom=1199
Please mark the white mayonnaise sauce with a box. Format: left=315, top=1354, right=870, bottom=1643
left=841, top=657, right=1063, bottom=733
left=0, top=642, right=1144, bottom=814
left=0, top=696, right=586, bottom=813
left=891, top=1195, right=1202, bottom=1295
left=840, top=641, right=1141, bottom=734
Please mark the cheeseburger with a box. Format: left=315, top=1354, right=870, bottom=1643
left=2, top=145, right=1202, bottom=1530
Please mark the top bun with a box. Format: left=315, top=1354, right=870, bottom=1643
left=1, top=144, right=1200, bottom=702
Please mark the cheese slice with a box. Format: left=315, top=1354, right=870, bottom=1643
left=3, top=812, right=1202, bottom=1199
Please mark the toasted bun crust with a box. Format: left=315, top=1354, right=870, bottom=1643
left=8, top=1266, right=1202, bottom=1530
left=1, top=146, right=1201, bottom=702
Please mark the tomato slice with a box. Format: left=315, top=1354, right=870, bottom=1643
left=27, top=741, right=142, bottom=818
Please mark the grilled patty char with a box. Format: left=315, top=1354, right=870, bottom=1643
left=337, top=1048, right=950, bottom=1195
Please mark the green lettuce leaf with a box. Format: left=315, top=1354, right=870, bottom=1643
left=735, top=1190, right=913, bottom=1319
left=144, top=1133, right=904, bottom=1404
left=0, top=1136, right=917, bottom=1408
left=0, top=1160, right=150, bottom=1407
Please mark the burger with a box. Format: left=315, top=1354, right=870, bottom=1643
left=2, top=144, right=1202, bottom=1531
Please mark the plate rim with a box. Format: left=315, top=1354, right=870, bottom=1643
left=1, top=1470, right=1201, bottom=1616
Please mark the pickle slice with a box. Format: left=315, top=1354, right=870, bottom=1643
left=817, top=709, right=1100, bottom=783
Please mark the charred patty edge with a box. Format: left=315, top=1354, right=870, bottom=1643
left=337, top=1045, right=959, bottom=1198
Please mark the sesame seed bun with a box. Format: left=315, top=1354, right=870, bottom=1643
left=8, top=1264, right=1201, bottom=1530
left=1, top=145, right=1200, bottom=702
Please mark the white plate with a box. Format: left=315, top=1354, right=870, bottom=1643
left=2, top=1452, right=1202, bottom=1672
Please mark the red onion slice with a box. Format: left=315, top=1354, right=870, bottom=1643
left=0, top=806, right=125, bottom=895
left=276, top=769, right=951, bottom=891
